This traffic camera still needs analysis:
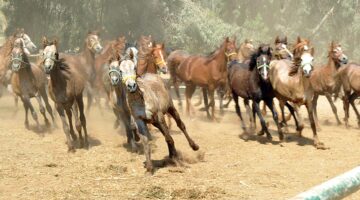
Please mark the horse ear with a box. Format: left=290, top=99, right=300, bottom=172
left=297, top=36, right=302, bottom=44
left=129, top=48, right=134, bottom=60
left=42, top=36, right=48, bottom=48
left=330, top=41, right=335, bottom=48
left=284, top=36, right=288, bottom=43
left=161, top=43, right=165, bottom=49
left=152, top=41, right=156, bottom=48
left=310, top=47, right=315, bottom=55
left=225, top=37, right=229, bottom=42
left=53, top=38, right=58, bottom=47
left=275, top=36, right=280, bottom=44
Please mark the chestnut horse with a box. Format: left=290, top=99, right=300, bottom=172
left=10, top=38, right=55, bottom=131
left=269, top=37, right=326, bottom=149
left=229, top=44, right=283, bottom=140
left=310, top=42, right=348, bottom=129
left=60, top=31, right=103, bottom=112
left=42, top=38, right=88, bottom=152
left=177, top=37, right=237, bottom=120
left=335, top=62, right=360, bottom=128
left=113, top=57, right=199, bottom=173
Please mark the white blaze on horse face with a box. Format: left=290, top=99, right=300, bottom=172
left=262, top=56, right=268, bottom=79
left=301, top=52, right=313, bottom=76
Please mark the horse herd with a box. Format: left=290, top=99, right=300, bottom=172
left=1, top=29, right=360, bottom=173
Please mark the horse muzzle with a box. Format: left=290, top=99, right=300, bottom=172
left=110, top=76, right=120, bottom=86
left=127, top=81, right=137, bottom=93
left=11, top=63, right=21, bottom=72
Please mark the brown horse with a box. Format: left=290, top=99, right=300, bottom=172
left=237, top=39, right=255, bottom=63
left=167, top=50, right=190, bottom=106
left=42, top=37, right=88, bottom=152
left=176, top=37, right=237, bottom=120
left=10, top=38, right=55, bottom=131
left=113, top=58, right=199, bottom=173
left=269, top=37, right=326, bottom=149
left=60, top=31, right=103, bottom=112
left=335, top=62, right=360, bottom=128
left=310, top=42, right=348, bottom=129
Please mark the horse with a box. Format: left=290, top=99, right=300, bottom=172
left=60, top=31, right=103, bottom=113
left=237, top=39, right=255, bottom=63
left=107, top=48, right=139, bottom=151
left=228, top=44, right=283, bottom=140
left=269, top=37, right=326, bottom=149
left=112, top=57, right=199, bottom=173
left=176, top=37, right=237, bottom=121
left=167, top=50, right=190, bottom=107
left=335, top=62, right=360, bottom=128
left=42, top=37, right=88, bottom=152
left=310, top=42, right=348, bottom=129
left=10, top=38, right=55, bottom=131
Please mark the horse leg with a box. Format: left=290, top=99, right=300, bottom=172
left=232, top=91, right=246, bottom=131
left=194, top=88, right=203, bottom=107
left=65, top=105, right=77, bottom=145
left=76, top=94, right=89, bottom=148
left=244, top=99, right=255, bottom=130
left=40, top=87, right=56, bottom=128
left=253, top=100, right=272, bottom=140
left=152, top=113, right=178, bottom=159
left=35, top=94, right=50, bottom=129
left=325, top=93, right=342, bottom=125
left=112, top=108, right=121, bottom=129
left=185, top=83, right=196, bottom=117
left=173, top=78, right=182, bottom=107
left=167, top=106, right=199, bottom=150
left=20, top=97, right=30, bottom=129
left=135, top=118, right=152, bottom=173
left=85, top=82, right=94, bottom=114
left=349, top=92, right=360, bottom=128
left=72, top=102, right=83, bottom=148
left=56, top=104, right=75, bottom=152
left=261, top=102, right=267, bottom=116
left=24, top=96, right=41, bottom=131
left=285, top=102, right=303, bottom=135
left=265, top=98, right=283, bottom=141
left=202, top=87, right=211, bottom=119
left=312, top=94, right=321, bottom=131
left=306, top=100, right=326, bottom=149
left=208, top=87, right=216, bottom=121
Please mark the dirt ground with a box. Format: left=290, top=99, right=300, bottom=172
left=1, top=93, right=360, bottom=200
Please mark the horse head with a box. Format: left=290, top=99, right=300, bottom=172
left=249, top=44, right=272, bottom=81
left=151, top=42, right=168, bottom=73
left=86, top=31, right=103, bottom=54
left=14, top=28, right=37, bottom=53
left=329, top=41, right=348, bottom=67
left=274, top=35, right=293, bottom=60
left=225, top=37, right=238, bottom=62
left=11, top=38, right=28, bottom=72
left=42, top=37, right=59, bottom=74
left=293, top=37, right=314, bottom=77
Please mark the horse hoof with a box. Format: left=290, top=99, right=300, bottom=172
left=68, top=147, right=76, bottom=153
left=315, top=142, right=328, bottom=150
left=199, top=107, right=207, bottom=112
left=257, top=131, right=265, bottom=136
left=190, top=142, right=200, bottom=151
left=266, top=134, right=272, bottom=141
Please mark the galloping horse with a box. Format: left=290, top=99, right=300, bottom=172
left=229, top=44, right=283, bottom=140
left=269, top=37, right=326, bottom=149
left=114, top=57, right=199, bottom=173
left=310, top=42, right=348, bottom=129
left=107, top=47, right=139, bottom=151
left=10, top=38, right=55, bottom=131
left=335, top=61, right=360, bottom=128
left=60, top=31, right=103, bottom=112
left=177, top=37, right=237, bottom=120
left=42, top=38, right=88, bottom=152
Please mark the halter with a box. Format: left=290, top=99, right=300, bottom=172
left=108, top=68, right=122, bottom=78
left=155, top=59, right=166, bottom=66
left=257, top=63, right=269, bottom=70
left=11, top=53, right=31, bottom=70
left=225, top=52, right=237, bottom=58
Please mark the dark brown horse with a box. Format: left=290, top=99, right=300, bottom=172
left=269, top=37, right=326, bottom=149
left=10, top=38, right=55, bottom=131
left=42, top=37, right=88, bottom=152
left=177, top=37, right=237, bottom=120
left=113, top=58, right=199, bottom=173
left=310, top=42, right=348, bottom=129
left=60, top=31, right=103, bottom=112
left=228, top=44, right=283, bottom=140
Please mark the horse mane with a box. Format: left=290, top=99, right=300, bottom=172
left=204, top=41, right=226, bottom=64
left=0, top=35, right=16, bottom=56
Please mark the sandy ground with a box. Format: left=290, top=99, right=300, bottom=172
left=1, top=93, right=360, bottom=200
